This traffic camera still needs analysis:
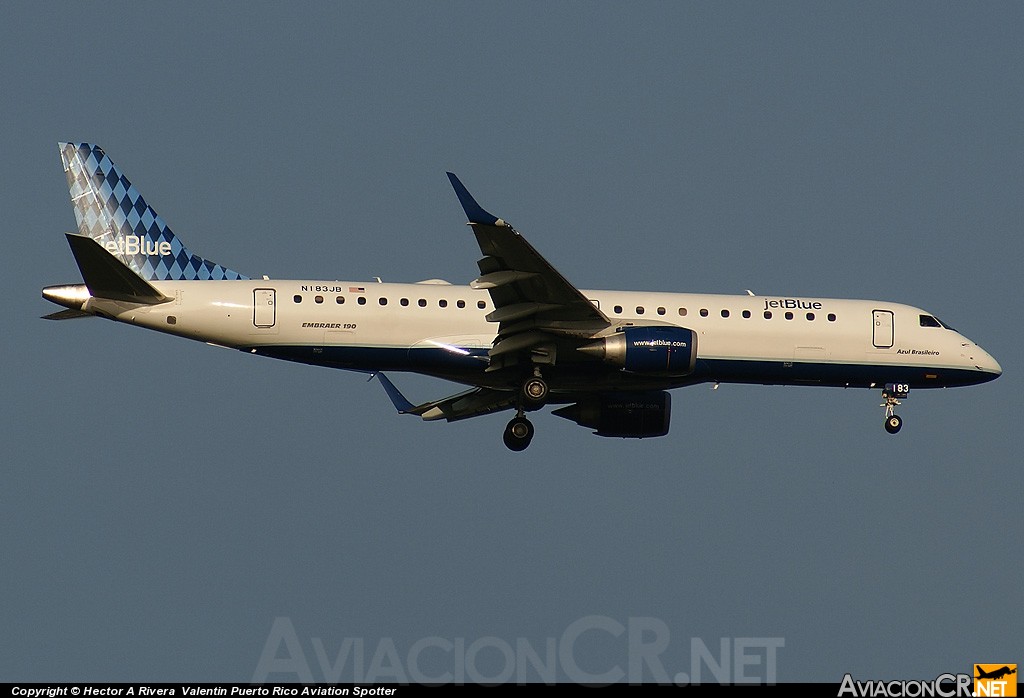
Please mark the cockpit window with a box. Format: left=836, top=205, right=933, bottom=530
left=920, top=314, right=956, bottom=331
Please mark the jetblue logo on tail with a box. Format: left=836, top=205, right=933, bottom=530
left=59, top=142, right=248, bottom=282
left=103, top=235, right=173, bottom=257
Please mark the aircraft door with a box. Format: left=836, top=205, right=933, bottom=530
left=254, top=288, right=276, bottom=328
left=872, top=309, right=893, bottom=348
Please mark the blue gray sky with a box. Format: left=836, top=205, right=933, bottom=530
left=2, top=2, right=1020, bottom=683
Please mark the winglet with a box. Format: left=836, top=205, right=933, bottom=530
left=375, top=372, right=416, bottom=414
left=446, top=172, right=500, bottom=225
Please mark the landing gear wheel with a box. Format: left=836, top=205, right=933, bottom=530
left=503, top=416, right=534, bottom=451
left=521, top=377, right=549, bottom=407
left=880, top=384, right=908, bottom=435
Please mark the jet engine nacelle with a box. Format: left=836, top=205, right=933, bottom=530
left=552, top=391, right=672, bottom=438
left=579, top=326, right=697, bottom=375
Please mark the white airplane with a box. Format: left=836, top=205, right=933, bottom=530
left=43, top=143, right=1001, bottom=451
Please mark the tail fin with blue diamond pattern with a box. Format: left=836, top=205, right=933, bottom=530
left=59, top=143, right=248, bottom=281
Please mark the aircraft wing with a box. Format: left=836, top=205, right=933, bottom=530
left=376, top=373, right=517, bottom=422
left=447, top=174, right=611, bottom=367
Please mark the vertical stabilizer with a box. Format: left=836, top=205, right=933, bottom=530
left=59, top=142, right=248, bottom=281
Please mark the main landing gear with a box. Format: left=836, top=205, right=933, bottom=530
left=881, top=383, right=909, bottom=434
left=521, top=374, right=549, bottom=406
left=503, top=413, right=535, bottom=451
left=502, top=372, right=548, bottom=451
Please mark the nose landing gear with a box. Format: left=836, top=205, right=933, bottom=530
left=881, top=383, right=909, bottom=434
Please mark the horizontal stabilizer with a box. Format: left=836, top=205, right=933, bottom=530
left=65, top=233, right=171, bottom=304
left=41, top=308, right=92, bottom=320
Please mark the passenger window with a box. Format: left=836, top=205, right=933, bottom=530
left=379, top=297, right=387, bottom=306
left=806, top=312, right=815, bottom=321
left=293, top=295, right=302, bottom=303
left=742, top=310, right=751, bottom=318
left=827, top=313, right=837, bottom=322
left=636, top=306, right=645, bottom=315
left=785, top=311, right=793, bottom=320
left=478, top=300, right=486, bottom=309
left=764, top=311, right=772, bottom=319
left=721, top=309, right=730, bottom=318
left=418, top=299, right=427, bottom=307
left=400, top=298, right=409, bottom=306
left=439, top=299, right=448, bottom=308
left=700, top=308, right=709, bottom=317
left=657, top=307, right=666, bottom=316
left=357, top=296, right=366, bottom=305
left=315, top=295, right=324, bottom=304
left=336, top=295, right=344, bottom=304
left=678, top=308, right=687, bottom=316
left=457, top=300, right=466, bottom=308
left=613, top=305, right=622, bottom=314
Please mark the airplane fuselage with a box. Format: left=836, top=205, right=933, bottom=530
left=52, top=279, right=1001, bottom=396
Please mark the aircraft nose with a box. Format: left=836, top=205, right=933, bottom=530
left=959, top=335, right=1001, bottom=381
left=975, top=347, right=1002, bottom=378
left=985, top=352, right=1002, bottom=377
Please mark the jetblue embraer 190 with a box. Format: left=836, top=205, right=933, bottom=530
left=43, top=143, right=1002, bottom=450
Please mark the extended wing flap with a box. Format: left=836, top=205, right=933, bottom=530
left=473, top=231, right=607, bottom=326
left=470, top=270, right=539, bottom=289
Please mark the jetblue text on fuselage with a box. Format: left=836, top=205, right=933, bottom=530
left=103, top=235, right=172, bottom=257
left=764, top=298, right=824, bottom=311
